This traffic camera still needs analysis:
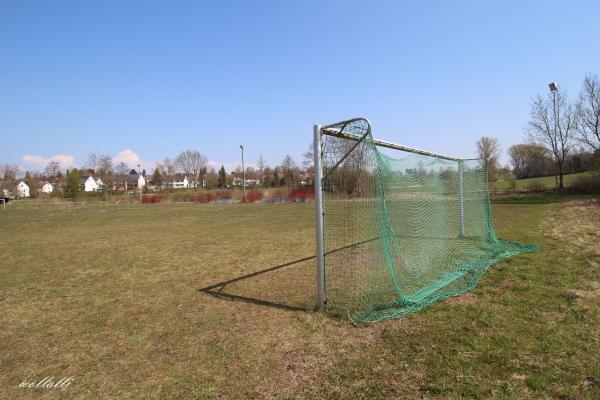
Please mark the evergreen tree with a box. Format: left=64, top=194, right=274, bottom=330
left=150, top=168, right=163, bottom=189
left=65, top=169, right=80, bottom=198
left=218, top=165, right=227, bottom=188
left=24, top=171, right=36, bottom=198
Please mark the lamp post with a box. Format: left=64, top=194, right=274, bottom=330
left=548, top=82, right=559, bottom=189
left=240, top=145, right=246, bottom=202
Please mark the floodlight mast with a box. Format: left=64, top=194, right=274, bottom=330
left=548, top=82, right=559, bottom=189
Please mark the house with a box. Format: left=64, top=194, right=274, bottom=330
left=138, top=174, right=146, bottom=189
left=232, top=177, right=260, bottom=187
left=80, top=176, right=99, bottom=192
left=170, top=174, right=189, bottom=189
left=145, top=174, right=201, bottom=191
left=124, top=173, right=143, bottom=191
left=16, top=181, right=30, bottom=197
left=41, top=182, right=54, bottom=194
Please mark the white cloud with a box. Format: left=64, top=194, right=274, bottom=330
left=112, top=149, right=155, bottom=171
left=21, top=154, right=76, bottom=170
left=112, top=150, right=141, bottom=168
left=20, top=150, right=156, bottom=173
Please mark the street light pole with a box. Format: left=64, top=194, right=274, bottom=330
left=240, top=145, right=246, bottom=202
left=548, top=82, right=558, bottom=189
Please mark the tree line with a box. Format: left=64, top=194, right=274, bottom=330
left=476, top=73, right=600, bottom=188
left=1, top=146, right=315, bottom=196
left=156, top=150, right=314, bottom=190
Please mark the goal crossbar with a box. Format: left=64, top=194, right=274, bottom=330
left=321, top=122, right=463, bottom=162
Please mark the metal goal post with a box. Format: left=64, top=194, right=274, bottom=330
left=313, top=117, right=466, bottom=311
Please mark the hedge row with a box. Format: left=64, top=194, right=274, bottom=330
left=141, top=188, right=315, bottom=204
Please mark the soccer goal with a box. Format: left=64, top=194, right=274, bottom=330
left=313, top=117, right=537, bottom=324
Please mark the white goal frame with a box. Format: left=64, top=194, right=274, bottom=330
left=313, top=117, right=464, bottom=310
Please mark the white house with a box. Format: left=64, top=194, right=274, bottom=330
left=41, top=182, right=54, bottom=194
left=171, top=175, right=189, bottom=189
left=150, top=174, right=193, bottom=190
left=138, top=174, right=146, bottom=189
left=17, top=181, right=30, bottom=198
left=232, top=177, right=260, bottom=187
left=81, top=176, right=99, bottom=192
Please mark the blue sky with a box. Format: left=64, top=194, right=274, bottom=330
left=2, top=1, right=599, bottom=173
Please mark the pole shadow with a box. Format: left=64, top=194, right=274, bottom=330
left=199, top=238, right=383, bottom=313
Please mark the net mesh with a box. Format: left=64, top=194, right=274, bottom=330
left=321, top=119, right=538, bottom=324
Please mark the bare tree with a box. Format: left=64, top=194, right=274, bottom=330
left=507, top=144, right=527, bottom=180
left=527, top=89, right=577, bottom=189
left=303, top=143, right=314, bottom=176
left=281, top=155, right=296, bottom=189
left=1, top=164, right=21, bottom=181
left=476, top=136, right=501, bottom=181
left=175, top=150, right=207, bottom=189
left=44, top=161, right=61, bottom=178
left=114, top=162, right=129, bottom=188
left=96, top=154, right=113, bottom=198
left=205, top=167, right=218, bottom=189
left=245, top=166, right=256, bottom=179
left=576, top=73, right=600, bottom=152
left=257, top=154, right=266, bottom=186
left=85, top=153, right=99, bottom=174
left=0, top=164, right=21, bottom=194
left=507, top=143, right=553, bottom=180
left=158, top=158, right=176, bottom=195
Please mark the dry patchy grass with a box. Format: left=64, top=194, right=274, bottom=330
left=0, top=200, right=599, bottom=399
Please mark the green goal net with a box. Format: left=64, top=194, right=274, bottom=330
left=317, top=118, right=538, bottom=324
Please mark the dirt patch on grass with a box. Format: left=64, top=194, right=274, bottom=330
left=563, top=198, right=600, bottom=207
left=566, top=282, right=600, bottom=300
left=445, top=293, right=477, bottom=306
left=253, top=316, right=419, bottom=399
left=540, top=199, right=600, bottom=257
left=498, top=276, right=519, bottom=290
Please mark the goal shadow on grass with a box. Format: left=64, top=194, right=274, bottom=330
left=199, top=255, right=316, bottom=312
left=199, top=238, right=384, bottom=313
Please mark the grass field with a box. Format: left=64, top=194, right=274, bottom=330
left=490, top=171, right=592, bottom=191
left=1, top=200, right=599, bottom=399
